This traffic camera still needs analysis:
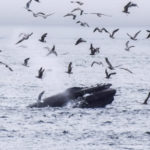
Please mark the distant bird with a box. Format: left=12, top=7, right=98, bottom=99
left=36, top=67, right=45, bottom=79
left=143, top=92, right=150, bottom=104
left=39, top=33, right=47, bottom=43
left=107, top=28, right=119, bottom=39
left=32, top=12, right=54, bottom=19
left=105, top=69, right=116, bottom=79
left=90, top=13, right=111, bottom=17
left=123, top=2, right=138, bottom=14
left=23, top=58, right=30, bottom=67
left=25, top=0, right=32, bottom=11
left=16, top=32, right=33, bottom=44
left=91, top=61, right=103, bottom=67
left=127, top=30, right=141, bottom=41
left=146, top=30, right=150, bottom=39
left=89, top=44, right=100, bottom=55
left=70, top=1, right=84, bottom=5
left=125, top=41, right=135, bottom=51
left=76, top=21, right=89, bottom=27
left=71, top=7, right=84, bottom=15
left=67, top=62, right=73, bottom=74
left=44, top=45, right=57, bottom=56
left=64, top=13, right=76, bottom=20
left=93, top=27, right=109, bottom=33
left=75, top=38, right=86, bottom=45
left=37, top=91, right=45, bottom=103
left=0, top=61, right=13, bottom=72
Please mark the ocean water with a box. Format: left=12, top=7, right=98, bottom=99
left=0, top=26, right=150, bottom=150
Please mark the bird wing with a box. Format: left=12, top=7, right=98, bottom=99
left=127, top=33, right=132, bottom=39
left=16, top=38, right=25, bottom=44
left=111, top=28, right=119, bottom=37
left=105, top=57, right=113, bottom=69
left=119, top=67, right=133, bottom=74
left=134, top=30, right=141, bottom=38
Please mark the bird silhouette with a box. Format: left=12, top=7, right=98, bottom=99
left=89, top=44, right=100, bottom=55
left=123, top=2, right=138, bottom=14
left=64, top=13, right=76, bottom=20
left=143, top=92, right=150, bottom=104
left=0, top=61, right=13, bottom=72
left=23, top=58, right=30, bottom=67
left=39, top=33, right=47, bottom=43
left=76, top=21, right=89, bottom=27
left=127, top=30, right=141, bottom=41
left=37, top=91, right=45, bottom=103
left=75, top=38, right=86, bottom=45
left=44, top=45, right=57, bottom=56
left=105, top=69, right=116, bottom=79
left=36, top=67, right=45, bottom=79
left=146, top=30, right=150, bottom=39
left=90, top=13, right=111, bottom=17
left=32, top=12, right=54, bottom=19
left=91, top=61, right=103, bottom=67
left=125, top=41, right=135, bottom=51
left=93, top=27, right=109, bottom=33
left=67, top=62, right=73, bottom=74
left=107, top=29, right=119, bottom=39
left=16, top=32, right=33, bottom=44
left=70, top=1, right=84, bottom=6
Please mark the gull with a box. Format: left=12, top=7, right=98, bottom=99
left=89, top=44, right=100, bottom=55
left=146, top=30, right=150, bottom=39
left=105, top=69, right=116, bottom=79
left=107, top=28, right=119, bottom=39
left=71, top=7, right=84, bottom=15
left=37, top=91, right=45, bottom=103
left=36, top=67, right=45, bottom=79
left=39, top=33, right=47, bottom=43
left=93, top=27, right=109, bottom=33
left=70, top=1, right=84, bottom=6
left=67, top=62, right=73, bottom=74
left=44, top=45, right=57, bottom=56
left=16, top=32, right=33, bottom=44
left=123, top=2, right=138, bottom=14
left=90, top=13, right=111, bottom=17
left=75, top=38, right=86, bottom=45
left=32, top=12, right=55, bottom=19
left=23, top=58, right=30, bottom=67
left=125, top=41, right=135, bottom=51
left=76, top=21, right=89, bottom=27
left=64, top=13, right=76, bottom=20
left=143, top=92, right=150, bottom=104
left=105, top=57, right=133, bottom=74
left=127, top=30, right=141, bottom=41
left=91, top=61, right=103, bottom=67
left=0, top=61, right=13, bottom=72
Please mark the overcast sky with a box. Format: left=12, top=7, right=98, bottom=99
left=0, top=0, right=150, bottom=27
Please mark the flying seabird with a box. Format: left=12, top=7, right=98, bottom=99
left=39, top=33, right=47, bottom=43
left=125, top=41, right=135, bottom=51
left=70, top=1, right=84, bottom=6
left=107, top=28, right=119, bottom=39
left=64, top=13, right=76, bottom=20
left=127, top=30, right=141, bottom=41
left=91, top=61, right=103, bottom=67
left=31, top=12, right=54, bottom=19
left=75, top=38, right=86, bottom=45
left=36, top=67, right=45, bottom=79
left=143, top=92, right=150, bottom=104
left=105, top=69, right=116, bottom=79
left=89, top=44, right=100, bottom=55
left=67, top=62, right=73, bottom=74
left=93, top=27, right=109, bottom=33
left=34, top=0, right=40, bottom=2
left=16, top=32, right=33, bottom=44
left=76, top=21, right=89, bottom=27
left=0, top=61, right=13, bottom=72
left=23, top=58, right=30, bottom=67
left=71, top=8, right=84, bottom=15
left=123, top=2, right=138, bottom=14
left=44, top=45, right=57, bottom=56
left=37, top=91, right=45, bottom=103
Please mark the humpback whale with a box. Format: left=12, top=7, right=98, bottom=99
left=29, top=84, right=116, bottom=108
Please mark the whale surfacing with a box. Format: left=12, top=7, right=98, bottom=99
left=29, top=84, right=116, bottom=108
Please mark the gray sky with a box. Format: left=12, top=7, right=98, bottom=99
left=0, top=0, right=150, bottom=27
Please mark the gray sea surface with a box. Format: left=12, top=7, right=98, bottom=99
left=0, top=26, right=150, bottom=150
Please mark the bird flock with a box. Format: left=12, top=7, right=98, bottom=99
left=0, top=0, right=150, bottom=104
